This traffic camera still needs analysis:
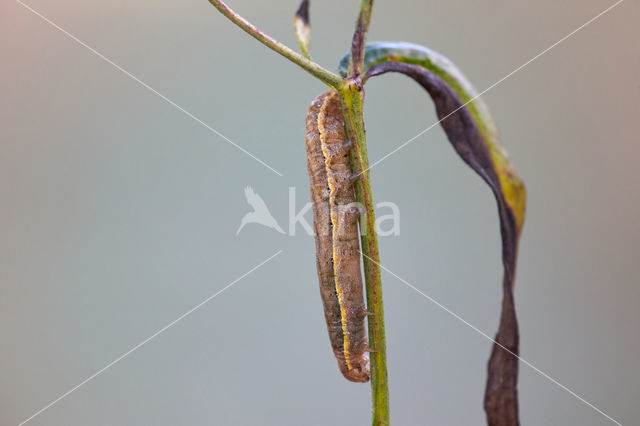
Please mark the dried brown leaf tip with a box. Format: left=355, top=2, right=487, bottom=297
left=294, top=0, right=311, bottom=59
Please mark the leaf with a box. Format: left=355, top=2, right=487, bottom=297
left=354, top=43, right=526, bottom=426
left=294, top=0, right=311, bottom=60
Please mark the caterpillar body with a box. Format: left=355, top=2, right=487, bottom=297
left=305, top=91, right=370, bottom=383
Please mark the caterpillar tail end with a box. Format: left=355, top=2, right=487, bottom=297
left=335, top=350, right=370, bottom=383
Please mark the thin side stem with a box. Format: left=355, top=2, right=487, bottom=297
left=208, top=0, right=343, bottom=89
left=339, top=80, right=390, bottom=426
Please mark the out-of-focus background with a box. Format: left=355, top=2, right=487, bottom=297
left=1, top=0, right=638, bottom=425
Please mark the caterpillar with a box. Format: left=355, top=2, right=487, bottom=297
left=305, top=91, right=370, bottom=383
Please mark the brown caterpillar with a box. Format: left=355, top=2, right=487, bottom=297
left=305, top=91, right=370, bottom=383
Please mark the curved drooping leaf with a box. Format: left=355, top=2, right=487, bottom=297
left=343, top=43, right=526, bottom=426
left=339, top=43, right=521, bottom=192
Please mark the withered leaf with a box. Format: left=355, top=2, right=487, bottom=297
left=366, top=60, right=525, bottom=426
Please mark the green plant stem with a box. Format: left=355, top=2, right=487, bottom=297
left=349, top=0, right=375, bottom=77
left=344, top=2, right=388, bottom=424
left=339, top=80, right=389, bottom=426
left=208, top=0, right=343, bottom=89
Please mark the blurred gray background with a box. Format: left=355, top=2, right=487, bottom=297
left=1, top=0, right=638, bottom=425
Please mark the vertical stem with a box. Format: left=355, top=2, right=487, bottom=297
left=345, top=2, right=387, bottom=424
left=349, top=0, right=375, bottom=77
left=339, top=79, right=390, bottom=426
